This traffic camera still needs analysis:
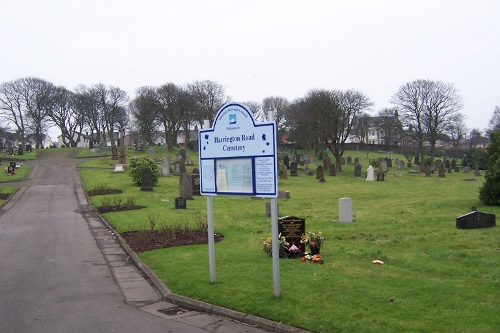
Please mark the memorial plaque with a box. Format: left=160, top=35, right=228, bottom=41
left=175, top=197, right=187, bottom=209
left=192, top=174, right=201, bottom=195
left=456, top=211, right=496, bottom=229
left=278, top=216, right=306, bottom=253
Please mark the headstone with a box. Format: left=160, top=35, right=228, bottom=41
left=148, top=146, right=155, bottom=159
left=173, top=161, right=181, bottom=176
left=278, top=216, right=306, bottom=253
left=290, top=161, right=298, bottom=176
left=474, top=164, right=481, bottom=176
left=179, top=172, right=193, bottom=199
left=17, top=146, right=23, bottom=156
left=178, top=148, right=187, bottom=159
left=366, top=165, right=375, bottom=181
left=191, top=174, right=201, bottom=195
left=346, top=156, right=352, bottom=165
left=456, top=211, right=496, bottom=229
left=316, top=165, right=324, bottom=180
left=111, top=146, right=118, bottom=160
left=329, top=164, right=336, bottom=176
left=179, top=158, right=187, bottom=173
left=354, top=157, right=360, bottom=165
left=414, top=155, right=419, bottom=165
left=140, top=167, right=153, bottom=191
left=113, top=164, right=125, bottom=173
left=192, top=168, right=199, bottom=174
left=438, top=163, right=445, bottom=178
left=283, top=155, right=290, bottom=169
left=323, top=156, right=331, bottom=172
left=435, top=160, right=442, bottom=168
left=339, top=198, right=353, bottom=223
left=161, top=158, right=170, bottom=177
left=341, top=157, right=346, bottom=165
left=445, top=160, right=450, bottom=169
left=386, top=158, right=392, bottom=168
left=447, top=167, right=452, bottom=174
left=175, top=197, right=187, bottom=209
left=451, top=159, right=457, bottom=169
left=307, top=170, right=314, bottom=176
left=376, top=170, right=385, bottom=181
left=425, top=165, right=431, bottom=176
left=277, top=190, right=291, bottom=199
left=354, top=163, right=361, bottom=178
left=464, top=166, right=471, bottom=173
left=455, top=166, right=460, bottom=172
left=380, top=160, right=388, bottom=172
left=279, top=161, right=288, bottom=179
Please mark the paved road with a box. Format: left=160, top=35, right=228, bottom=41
left=0, top=150, right=271, bottom=333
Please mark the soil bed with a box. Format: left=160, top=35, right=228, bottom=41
left=88, top=189, right=123, bottom=196
left=96, top=205, right=146, bottom=214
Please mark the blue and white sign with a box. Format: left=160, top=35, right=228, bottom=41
left=198, top=102, right=277, bottom=197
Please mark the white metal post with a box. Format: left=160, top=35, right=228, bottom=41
left=204, top=119, right=216, bottom=284
left=268, top=109, right=280, bottom=297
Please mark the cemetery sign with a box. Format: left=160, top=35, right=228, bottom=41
left=198, top=103, right=277, bottom=197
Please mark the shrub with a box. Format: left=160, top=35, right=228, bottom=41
left=462, top=148, right=488, bottom=169
left=128, top=156, right=160, bottom=186
left=479, top=131, right=500, bottom=205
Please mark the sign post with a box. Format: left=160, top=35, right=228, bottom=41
left=199, top=103, right=279, bottom=296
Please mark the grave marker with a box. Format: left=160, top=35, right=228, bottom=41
left=456, top=211, right=496, bottom=229
left=278, top=216, right=306, bottom=253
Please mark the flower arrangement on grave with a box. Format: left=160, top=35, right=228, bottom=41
left=300, top=253, right=324, bottom=264
left=300, top=231, right=326, bottom=255
left=260, top=234, right=292, bottom=258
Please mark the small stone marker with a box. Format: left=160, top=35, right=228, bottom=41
left=161, top=158, right=170, bottom=177
left=175, top=197, right=187, bottom=209
left=179, top=172, right=193, bottom=199
left=266, top=200, right=279, bottom=217
left=456, top=211, right=496, bottom=229
left=191, top=174, right=201, bottom=196
left=380, top=160, right=388, bottom=172
left=438, top=163, right=445, bottom=178
left=290, top=161, right=298, bottom=176
left=283, top=155, right=290, bottom=169
left=376, top=170, right=385, bottom=181
left=173, top=161, right=181, bottom=176
left=354, top=163, right=361, bottom=178
left=339, top=198, right=353, bottom=223
left=474, top=164, right=481, bottom=176
left=366, top=165, right=375, bottom=181
left=140, top=167, right=153, bottom=191
left=329, top=164, right=336, bottom=176
left=347, top=156, right=352, bottom=165
left=111, top=146, right=118, bottom=160
left=278, top=216, right=306, bottom=253
left=316, top=164, right=324, bottom=180
left=113, top=164, right=125, bottom=173
left=464, top=166, right=471, bottom=173
left=425, top=165, right=431, bottom=176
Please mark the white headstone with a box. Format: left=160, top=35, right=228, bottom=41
left=339, top=198, right=353, bottom=223
left=366, top=165, right=375, bottom=181
left=161, top=158, right=170, bottom=177
left=113, top=164, right=125, bottom=173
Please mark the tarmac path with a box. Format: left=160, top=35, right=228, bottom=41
left=0, top=150, right=272, bottom=333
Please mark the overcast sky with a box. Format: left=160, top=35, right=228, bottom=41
left=1, top=0, right=499, bottom=138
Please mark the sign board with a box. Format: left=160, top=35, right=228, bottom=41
left=198, top=103, right=277, bottom=197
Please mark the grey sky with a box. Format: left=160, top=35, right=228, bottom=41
left=1, top=0, right=498, bottom=137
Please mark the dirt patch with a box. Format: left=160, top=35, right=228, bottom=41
left=96, top=205, right=146, bottom=214
left=121, top=230, right=224, bottom=253
left=88, top=189, right=123, bottom=196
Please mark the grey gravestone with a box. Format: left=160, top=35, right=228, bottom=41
left=366, top=165, right=375, bottom=181
left=179, top=148, right=187, bottom=159
left=278, top=216, right=306, bottom=253
left=447, top=167, right=452, bottom=174
left=380, top=160, right=388, bottom=172
left=180, top=158, right=187, bottom=173
left=323, top=156, right=331, bottom=172
left=290, top=161, right=298, bottom=176
left=354, top=163, right=361, bottom=178
left=425, top=165, right=431, bottom=176
left=354, top=157, right=360, bottom=165
left=445, top=160, right=450, bottom=169
left=455, top=166, right=460, bottom=172
left=341, top=157, right=346, bottom=165
left=179, top=172, right=193, bottom=199
left=464, top=166, right=471, bottom=173
left=456, top=211, right=496, bottom=229
left=175, top=197, right=187, bottom=209
left=451, top=159, right=457, bottom=169
left=438, top=163, right=446, bottom=178
left=283, top=155, right=290, bottom=169
left=386, top=158, right=392, bottom=168
left=148, top=146, right=155, bottom=159
left=307, top=170, right=314, bottom=176
left=161, top=158, right=170, bottom=177
left=376, top=170, right=385, bottom=181
left=140, top=167, right=153, bottom=191
left=435, top=160, right=442, bottom=168
left=347, top=156, right=352, bottom=165
left=316, top=165, right=324, bottom=179
left=191, top=174, right=201, bottom=195
left=329, top=164, right=336, bottom=176
left=474, top=164, right=481, bottom=176
left=173, top=161, right=181, bottom=176
left=277, top=190, right=290, bottom=199
left=18, top=146, right=23, bottom=155
left=339, top=198, right=352, bottom=222
left=279, top=161, right=288, bottom=179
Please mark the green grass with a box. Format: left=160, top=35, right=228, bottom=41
left=78, top=149, right=500, bottom=333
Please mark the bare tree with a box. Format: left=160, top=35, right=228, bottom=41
left=376, top=108, right=403, bottom=147
left=155, top=83, right=184, bottom=150
left=95, top=84, right=129, bottom=146
left=242, top=101, right=262, bottom=121
left=353, top=112, right=371, bottom=143
left=391, top=79, right=462, bottom=164
left=74, top=85, right=103, bottom=145
left=469, top=128, right=482, bottom=148
left=445, top=113, right=467, bottom=158
left=488, top=105, right=500, bottom=133
left=129, top=86, right=160, bottom=145
left=262, top=96, right=290, bottom=142
left=0, top=80, right=27, bottom=146
left=187, top=80, right=228, bottom=127
left=48, top=86, right=86, bottom=147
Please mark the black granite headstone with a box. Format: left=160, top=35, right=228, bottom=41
left=191, top=174, right=200, bottom=196
left=456, top=211, right=496, bottom=229
left=278, top=216, right=306, bottom=253
left=175, top=197, right=187, bottom=209
left=140, top=167, right=153, bottom=191
left=290, top=161, right=298, bottom=176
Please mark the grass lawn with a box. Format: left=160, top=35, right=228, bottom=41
left=78, top=148, right=499, bottom=333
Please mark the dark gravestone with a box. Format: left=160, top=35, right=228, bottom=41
left=438, top=163, right=446, bottom=178
left=315, top=165, right=324, bottom=179
left=341, top=157, right=346, bottom=165
left=192, top=168, right=199, bottom=174
left=179, top=172, right=193, bottom=199
left=386, top=158, right=392, bottom=168
left=425, top=165, right=431, bottom=177
left=140, top=167, right=153, bottom=191
left=414, top=155, right=419, bottom=165
left=447, top=167, right=452, bottom=174
left=464, top=166, right=471, bottom=173
left=329, top=164, right=336, bottom=176
left=354, top=163, right=361, bottom=178
left=283, top=155, right=290, bottom=169
left=192, top=174, right=201, bottom=195
left=323, top=156, right=331, bottom=172
left=346, top=156, right=352, bottom=165
left=456, top=211, right=496, bottom=229
left=290, top=161, right=298, bottom=176
left=17, top=146, right=23, bottom=156
left=111, top=146, right=118, bottom=160
left=180, top=158, right=187, bottom=173
left=354, top=157, right=360, bottom=165
left=175, top=197, right=187, bottom=209
left=451, top=159, right=457, bottom=169
left=376, top=171, right=385, bottom=181
left=179, top=148, right=187, bottom=159
left=278, top=216, right=306, bottom=253
left=445, top=159, right=450, bottom=169
left=455, top=166, right=460, bottom=172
